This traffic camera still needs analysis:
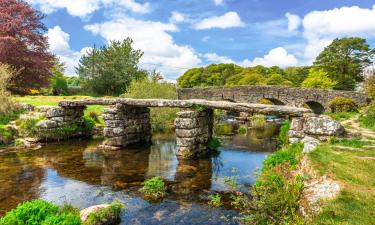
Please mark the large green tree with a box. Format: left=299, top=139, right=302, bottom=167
left=77, top=38, right=146, bottom=96
left=313, top=37, right=375, bottom=90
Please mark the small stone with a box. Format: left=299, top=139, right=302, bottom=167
left=36, top=120, right=57, bottom=129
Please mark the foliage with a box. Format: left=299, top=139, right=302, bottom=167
left=0, top=125, right=17, bottom=145
left=0, top=0, right=54, bottom=93
left=257, top=98, right=274, bottom=105
left=301, top=68, right=337, bottom=89
left=262, top=143, right=303, bottom=171
left=232, top=143, right=304, bottom=224
left=238, top=126, right=247, bottom=134
left=313, top=37, right=375, bottom=90
left=208, top=137, right=221, bottom=150
left=42, top=212, right=81, bottom=225
left=278, top=120, right=290, bottom=146
left=88, top=112, right=100, bottom=123
left=364, top=72, right=375, bottom=99
left=283, top=66, right=310, bottom=86
left=139, top=177, right=167, bottom=201
left=249, top=114, right=266, bottom=129
left=359, top=103, right=375, bottom=131
left=0, top=199, right=59, bottom=225
left=66, top=76, right=81, bottom=86
left=213, top=123, right=233, bottom=136
left=0, top=64, right=19, bottom=115
left=49, top=60, right=68, bottom=96
left=266, top=74, right=284, bottom=85
left=208, top=194, right=222, bottom=207
left=329, top=96, right=359, bottom=113
left=0, top=109, right=24, bottom=126
left=16, top=115, right=45, bottom=137
left=122, top=76, right=178, bottom=133
left=325, top=111, right=358, bottom=122
left=77, top=38, right=146, bottom=96
left=84, top=202, right=123, bottom=225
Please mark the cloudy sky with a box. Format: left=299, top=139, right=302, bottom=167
left=27, top=0, right=375, bottom=80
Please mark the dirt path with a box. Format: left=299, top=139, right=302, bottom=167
left=341, top=114, right=375, bottom=139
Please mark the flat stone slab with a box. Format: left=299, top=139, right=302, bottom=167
left=59, top=98, right=312, bottom=116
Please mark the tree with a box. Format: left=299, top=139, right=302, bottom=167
left=49, top=60, right=68, bottom=95
left=313, top=37, right=375, bottom=90
left=302, top=68, right=337, bottom=89
left=0, top=0, right=54, bottom=93
left=77, top=38, right=146, bottom=96
left=0, top=64, right=18, bottom=114
left=266, top=74, right=284, bottom=85
left=283, top=66, right=310, bottom=86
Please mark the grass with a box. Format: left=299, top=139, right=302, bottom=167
left=139, top=177, right=167, bottom=201
left=84, top=202, right=123, bottom=225
left=330, top=137, right=372, bottom=148
left=278, top=120, right=290, bottom=147
left=326, top=111, right=358, bottom=122
left=249, top=114, right=267, bottom=129
left=208, top=194, right=223, bottom=207
left=309, top=144, right=375, bottom=224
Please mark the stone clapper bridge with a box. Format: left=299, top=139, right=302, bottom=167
left=52, top=97, right=343, bottom=159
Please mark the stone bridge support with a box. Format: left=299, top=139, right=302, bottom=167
left=174, top=109, right=214, bottom=159
left=102, top=104, right=151, bottom=149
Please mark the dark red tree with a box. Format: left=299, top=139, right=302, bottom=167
left=0, top=0, right=54, bottom=93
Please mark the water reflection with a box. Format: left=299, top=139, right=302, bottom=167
left=0, top=126, right=277, bottom=224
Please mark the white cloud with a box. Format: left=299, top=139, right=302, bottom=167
left=203, top=53, right=235, bottom=64
left=193, top=11, right=245, bottom=30
left=85, top=17, right=201, bottom=79
left=169, top=11, right=186, bottom=23
left=245, top=47, right=298, bottom=67
left=285, top=13, right=301, bottom=32
left=46, top=26, right=90, bottom=75
left=27, top=0, right=150, bottom=17
left=214, top=0, right=224, bottom=6
left=302, top=4, right=375, bottom=62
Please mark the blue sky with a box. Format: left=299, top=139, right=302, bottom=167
left=27, top=0, right=375, bottom=80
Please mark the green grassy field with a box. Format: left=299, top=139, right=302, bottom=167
left=309, top=142, right=375, bottom=225
left=13, top=95, right=108, bottom=117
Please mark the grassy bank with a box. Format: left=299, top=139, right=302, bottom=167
left=13, top=95, right=107, bottom=118
left=309, top=141, right=375, bottom=224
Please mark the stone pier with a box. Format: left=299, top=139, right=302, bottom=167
left=102, top=104, right=151, bottom=149
left=174, top=110, right=214, bottom=159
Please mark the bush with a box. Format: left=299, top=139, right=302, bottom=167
left=329, top=96, right=359, bottom=113
left=249, top=114, right=266, bottom=129
left=139, top=177, right=166, bottom=201
left=0, top=64, right=19, bottom=115
left=278, top=120, right=290, bottom=146
left=0, top=200, right=59, bottom=225
left=208, top=194, right=222, bottom=207
left=364, top=73, right=375, bottom=99
left=208, top=137, right=221, bottom=150
left=0, top=125, right=17, bottom=145
left=84, top=202, right=123, bottom=225
left=123, top=76, right=178, bottom=133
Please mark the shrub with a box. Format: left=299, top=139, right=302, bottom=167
left=0, top=64, right=18, bottom=115
left=329, top=96, right=359, bottom=113
left=84, top=202, right=123, bottom=225
left=16, top=115, right=44, bottom=137
left=208, top=194, right=222, bottom=207
left=278, top=120, right=290, bottom=146
left=0, top=109, right=25, bottom=126
left=238, top=126, right=247, bottom=134
left=123, top=77, right=178, bottom=133
left=0, top=125, right=17, bottom=145
left=359, top=103, right=375, bottom=131
left=0, top=199, right=59, bottom=225
left=249, top=114, right=266, bottom=129
left=364, top=73, right=375, bottom=99
left=208, top=137, right=221, bottom=150
left=42, top=212, right=81, bottom=225
left=262, top=143, right=303, bottom=171
left=139, top=177, right=167, bottom=201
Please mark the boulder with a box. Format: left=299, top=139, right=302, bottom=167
left=301, top=136, right=320, bottom=153
left=304, top=115, right=345, bottom=136
left=45, top=107, right=65, bottom=118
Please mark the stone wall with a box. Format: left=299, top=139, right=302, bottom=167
left=177, top=86, right=370, bottom=111
left=174, top=109, right=214, bottom=159
left=289, top=114, right=345, bottom=153
left=32, top=106, right=87, bottom=141
left=102, top=104, right=151, bottom=149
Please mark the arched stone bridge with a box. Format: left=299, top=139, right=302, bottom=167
left=177, top=86, right=370, bottom=114
left=33, top=98, right=342, bottom=159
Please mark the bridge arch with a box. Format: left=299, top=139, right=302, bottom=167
left=304, top=101, right=325, bottom=114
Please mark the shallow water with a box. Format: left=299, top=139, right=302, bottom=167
left=0, top=126, right=278, bottom=224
